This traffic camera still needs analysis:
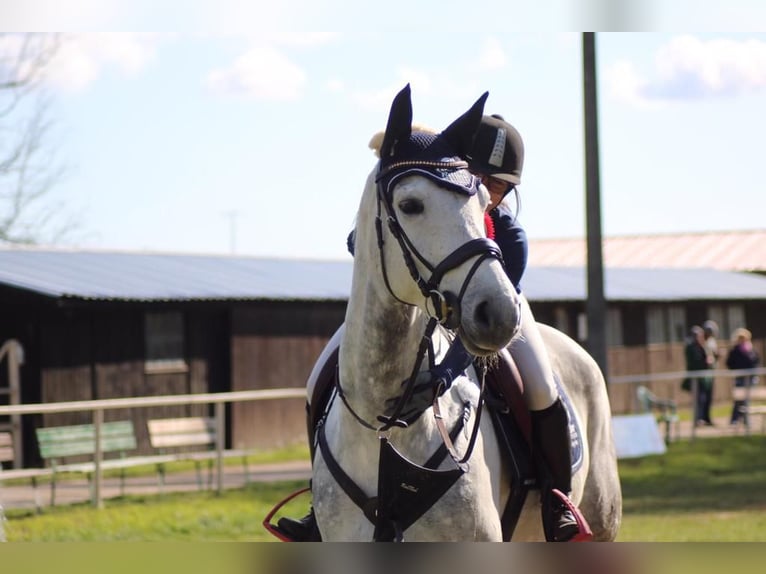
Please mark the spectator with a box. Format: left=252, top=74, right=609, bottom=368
left=726, top=327, right=759, bottom=427
left=684, top=325, right=714, bottom=426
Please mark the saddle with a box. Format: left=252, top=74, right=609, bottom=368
left=305, top=346, right=548, bottom=540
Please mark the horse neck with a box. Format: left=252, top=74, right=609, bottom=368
left=340, top=272, right=430, bottom=422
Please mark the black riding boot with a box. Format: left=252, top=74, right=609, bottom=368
left=277, top=506, right=320, bottom=541
left=276, top=403, right=321, bottom=541
left=530, top=398, right=580, bottom=542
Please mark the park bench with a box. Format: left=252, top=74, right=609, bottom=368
left=636, top=385, right=679, bottom=444
left=0, top=431, right=13, bottom=466
left=34, top=420, right=141, bottom=506
left=0, top=431, right=12, bottom=462
left=147, top=416, right=250, bottom=491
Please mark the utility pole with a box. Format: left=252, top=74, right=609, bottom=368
left=582, top=32, right=608, bottom=381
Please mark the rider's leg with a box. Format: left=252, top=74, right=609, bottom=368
left=275, top=325, right=344, bottom=542
left=510, top=295, right=580, bottom=542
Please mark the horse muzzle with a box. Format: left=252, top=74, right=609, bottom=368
left=459, top=291, right=521, bottom=356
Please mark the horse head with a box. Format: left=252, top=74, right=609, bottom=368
left=356, top=84, right=521, bottom=356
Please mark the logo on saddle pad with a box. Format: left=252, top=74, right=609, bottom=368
left=556, top=377, right=584, bottom=473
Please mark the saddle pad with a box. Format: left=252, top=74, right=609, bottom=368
left=555, top=376, right=584, bottom=473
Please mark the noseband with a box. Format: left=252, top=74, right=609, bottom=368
left=374, top=161, right=504, bottom=329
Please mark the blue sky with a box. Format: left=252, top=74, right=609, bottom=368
left=2, top=13, right=766, bottom=259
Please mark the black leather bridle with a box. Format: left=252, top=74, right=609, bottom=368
left=370, top=160, right=506, bottom=432
left=375, top=160, right=504, bottom=329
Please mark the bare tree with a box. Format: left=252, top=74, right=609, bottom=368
left=0, top=33, right=73, bottom=244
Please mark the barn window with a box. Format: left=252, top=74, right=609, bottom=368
left=647, top=305, right=687, bottom=344
left=144, top=311, right=187, bottom=373
left=707, top=304, right=745, bottom=340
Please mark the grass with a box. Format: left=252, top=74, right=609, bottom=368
left=3, top=436, right=766, bottom=541
left=616, top=434, right=766, bottom=541
left=3, top=481, right=308, bottom=541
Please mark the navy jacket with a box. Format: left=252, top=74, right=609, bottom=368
left=490, top=204, right=527, bottom=293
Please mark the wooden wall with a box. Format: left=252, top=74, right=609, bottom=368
left=228, top=301, right=346, bottom=450
left=33, top=304, right=229, bottom=459
left=10, top=290, right=765, bottom=459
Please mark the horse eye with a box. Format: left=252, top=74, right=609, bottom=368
left=398, top=198, right=424, bottom=215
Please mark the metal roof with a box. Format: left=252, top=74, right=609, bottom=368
left=0, top=248, right=352, bottom=302
left=523, top=266, right=766, bottom=302
left=529, top=230, right=766, bottom=272
left=1, top=247, right=766, bottom=303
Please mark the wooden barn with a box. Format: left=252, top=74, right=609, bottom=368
left=2, top=238, right=766, bottom=465
left=0, top=249, right=349, bottom=465
left=528, top=230, right=766, bottom=410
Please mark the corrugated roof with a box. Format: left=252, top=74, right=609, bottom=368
left=1, top=246, right=766, bottom=303
left=0, top=248, right=352, bottom=302
left=529, top=230, right=766, bottom=272
left=523, top=267, right=766, bottom=302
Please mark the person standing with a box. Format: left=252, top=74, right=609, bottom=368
left=684, top=325, right=714, bottom=426
left=701, top=320, right=720, bottom=425
left=726, top=328, right=759, bottom=426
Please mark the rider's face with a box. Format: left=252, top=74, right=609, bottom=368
left=477, top=174, right=512, bottom=211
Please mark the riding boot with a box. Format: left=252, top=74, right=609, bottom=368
left=530, top=398, right=580, bottom=542
left=276, top=505, right=321, bottom=541
left=275, top=405, right=321, bottom=541
left=276, top=331, right=342, bottom=542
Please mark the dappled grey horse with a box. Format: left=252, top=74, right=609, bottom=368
left=309, top=85, right=621, bottom=541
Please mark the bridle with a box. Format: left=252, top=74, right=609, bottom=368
left=375, top=160, right=504, bottom=330
left=369, top=159, right=506, bottom=434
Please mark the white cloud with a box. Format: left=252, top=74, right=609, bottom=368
left=203, top=33, right=335, bottom=101
left=205, top=45, right=307, bottom=101
left=607, top=35, right=766, bottom=106
left=477, top=37, right=507, bottom=70
left=603, top=59, right=663, bottom=109
left=43, top=33, right=161, bottom=93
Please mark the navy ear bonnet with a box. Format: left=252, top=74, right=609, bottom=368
left=376, top=130, right=481, bottom=198
left=375, top=85, right=488, bottom=199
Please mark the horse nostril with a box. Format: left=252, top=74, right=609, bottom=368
left=474, top=300, right=491, bottom=328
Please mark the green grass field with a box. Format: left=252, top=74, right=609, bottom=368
left=3, top=435, right=766, bottom=541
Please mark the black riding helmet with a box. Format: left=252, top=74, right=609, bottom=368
left=467, top=114, right=524, bottom=187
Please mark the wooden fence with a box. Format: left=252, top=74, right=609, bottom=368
left=0, top=388, right=304, bottom=508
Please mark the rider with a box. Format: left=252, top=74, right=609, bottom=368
left=466, top=114, right=582, bottom=542
left=277, top=115, right=583, bottom=543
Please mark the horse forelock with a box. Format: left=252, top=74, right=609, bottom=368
left=369, top=124, right=437, bottom=158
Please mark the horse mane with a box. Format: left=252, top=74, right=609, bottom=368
left=368, top=124, right=437, bottom=158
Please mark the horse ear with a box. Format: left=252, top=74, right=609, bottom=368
left=380, top=84, right=413, bottom=159
left=441, top=91, right=489, bottom=158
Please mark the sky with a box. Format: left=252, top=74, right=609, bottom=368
left=3, top=4, right=766, bottom=261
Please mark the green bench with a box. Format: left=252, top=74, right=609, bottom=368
left=35, top=420, right=138, bottom=506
